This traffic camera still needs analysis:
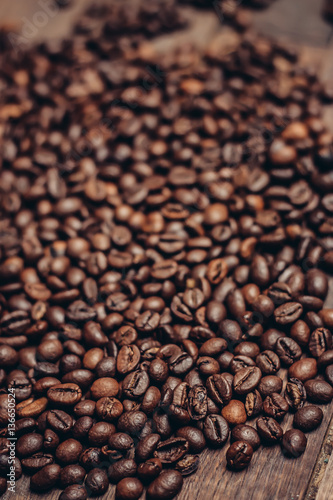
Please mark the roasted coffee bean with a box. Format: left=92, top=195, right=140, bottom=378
left=308, top=328, right=332, bottom=358
left=15, top=417, right=36, bottom=436
left=260, top=329, right=286, bottom=351
left=245, top=390, right=263, bottom=418
left=123, top=370, right=150, bottom=399
left=203, top=414, right=229, bottom=447
left=147, top=470, right=183, bottom=500
left=85, top=468, right=109, bottom=496
left=275, top=337, right=302, bottom=366
left=258, top=376, right=283, bottom=398
left=138, top=458, right=162, bottom=482
left=230, top=355, right=256, bottom=374
left=288, top=358, right=317, bottom=382
left=187, top=385, right=207, bottom=420
left=90, top=378, right=119, bottom=400
left=47, top=409, right=73, bottom=433
left=96, top=397, right=123, bottom=421
left=30, top=464, right=61, bottom=492
left=73, top=400, right=96, bottom=418
left=304, top=379, right=333, bottom=403
left=59, top=485, right=88, bottom=500
left=281, top=429, right=307, bottom=458
left=293, top=405, right=323, bottom=432
left=256, top=351, right=280, bottom=375
left=206, top=374, right=232, bottom=406
left=231, top=425, right=260, bottom=451
left=117, top=411, right=147, bottom=436
left=226, top=441, right=253, bottom=470
left=117, top=345, right=141, bottom=375
left=176, top=427, right=206, bottom=453
left=21, top=453, right=54, bottom=473
left=56, top=439, right=83, bottom=465
left=274, top=302, right=303, bottom=325
left=233, top=367, right=262, bottom=395
left=60, top=464, right=86, bottom=488
left=318, top=350, right=333, bottom=370
left=88, top=422, right=115, bottom=447
left=17, top=433, right=43, bottom=458
left=16, top=397, right=48, bottom=418
left=285, top=379, right=306, bottom=411
left=108, top=458, right=137, bottom=484
left=222, top=400, right=247, bottom=426
left=47, top=383, right=82, bottom=406
left=44, top=429, right=59, bottom=451
left=290, top=320, right=310, bottom=347
left=263, top=393, right=289, bottom=420
left=79, top=448, right=102, bottom=471
left=116, top=477, right=143, bottom=500
left=174, top=454, right=199, bottom=476
left=256, top=417, right=283, bottom=445
left=154, top=437, right=189, bottom=464
left=136, top=434, right=160, bottom=462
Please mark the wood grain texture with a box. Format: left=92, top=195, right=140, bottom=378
left=1, top=1, right=333, bottom=499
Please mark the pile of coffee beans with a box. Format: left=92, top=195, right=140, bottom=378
left=0, top=2, right=333, bottom=499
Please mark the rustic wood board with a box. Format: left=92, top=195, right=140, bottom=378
left=1, top=1, right=333, bottom=499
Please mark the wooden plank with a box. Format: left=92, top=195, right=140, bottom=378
left=315, top=442, right=333, bottom=500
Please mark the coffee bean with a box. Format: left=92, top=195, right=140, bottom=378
left=226, top=441, right=253, bottom=470
left=88, top=422, right=115, bottom=447
left=308, top=328, right=332, bottom=358
left=85, top=468, right=109, bottom=496
left=258, top=375, right=283, bottom=398
left=30, top=464, right=61, bottom=492
left=221, top=400, right=247, bottom=426
left=206, top=374, right=232, bottom=406
left=231, top=425, right=260, bottom=451
left=275, top=337, right=302, bottom=366
left=136, top=434, right=160, bottom=462
left=47, top=409, right=73, bottom=433
left=288, top=358, right=317, bottom=382
left=90, top=378, right=119, bottom=399
left=256, top=350, right=280, bottom=375
left=59, top=485, right=88, bottom=500
left=256, top=417, right=283, bottom=445
left=56, top=439, right=83, bottom=464
left=176, top=427, right=206, bottom=453
left=147, top=470, right=183, bottom=500
left=203, top=414, right=229, bottom=447
left=281, top=429, right=307, bottom=458
left=263, top=393, right=289, bottom=420
left=17, top=433, right=43, bottom=458
left=285, top=378, right=306, bottom=411
left=60, top=464, right=86, bottom=488
left=117, top=411, right=147, bottom=436
left=304, top=379, right=333, bottom=403
left=245, top=390, right=263, bottom=418
left=21, top=453, right=54, bottom=473
left=294, top=405, right=324, bottom=432
left=233, top=367, right=262, bottom=395
left=117, top=345, right=141, bottom=375
left=79, top=448, right=102, bottom=471
left=108, top=459, right=137, bottom=484
left=47, top=383, right=82, bottom=406
left=274, top=302, right=303, bottom=325
left=96, top=397, right=123, bottom=421
left=116, top=477, right=144, bottom=500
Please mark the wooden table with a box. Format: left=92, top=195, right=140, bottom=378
left=1, top=1, right=333, bottom=499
